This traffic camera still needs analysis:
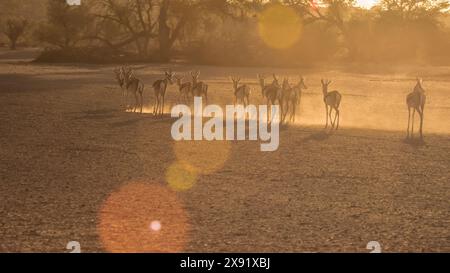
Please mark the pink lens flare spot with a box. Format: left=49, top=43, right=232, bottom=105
left=150, top=220, right=162, bottom=232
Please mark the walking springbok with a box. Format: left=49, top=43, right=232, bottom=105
left=290, top=75, right=308, bottom=122
left=114, top=67, right=126, bottom=107
left=257, top=74, right=281, bottom=123
left=123, top=67, right=145, bottom=113
left=191, top=71, right=208, bottom=104
left=152, top=70, right=174, bottom=117
left=279, top=78, right=293, bottom=123
left=406, top=78, right=426, bottom=139
left=230, top=77, right=250, bottom=107
left=321, top=79, right=342, bottom=130
left=174, top=75, right=192, bottom=104
left=280, top=77, right=305, bottom=124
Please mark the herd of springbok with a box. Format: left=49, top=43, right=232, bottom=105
left=114, top=66, right=427, bottom=139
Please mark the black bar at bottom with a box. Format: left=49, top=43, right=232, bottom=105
left=0, top=253, right=445, bottom=272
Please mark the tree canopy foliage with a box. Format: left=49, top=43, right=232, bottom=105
left=2, top=0, right=449, bottom=65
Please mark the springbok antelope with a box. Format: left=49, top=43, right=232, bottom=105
left=279, top=76, right=307, bottom=123
left=257, top=74, right=281, bottom=123
left=406, top=78, right=426, bottom=139
left=290, top=75, right=308, bottom=122
left=174, top=75, right=192, bottom=104
left=152, top=70, right=174, bottom=117
left=321, top=79, right=342, bottom=130
left=280, top=77, right=305, bottom=124
left=191, top=71, right=208, bottom=104
left=123, top=67, right=145, bottom=113
left=230, top=77, right=250, bottom=107
left=114, top=67, right=127, bottom=107
left=279, top=78, right=293, bottom=123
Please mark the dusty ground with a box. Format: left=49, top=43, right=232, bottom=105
left=0, top=52, right=449, bottom=252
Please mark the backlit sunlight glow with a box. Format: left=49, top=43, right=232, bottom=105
left=355, top=0, right=378, bottom=9
left=309, top=0, right=378, bottom=9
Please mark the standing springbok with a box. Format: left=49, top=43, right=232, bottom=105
left=191, top=71, right=208, bottom=104
left=152, top=70, right=174, bottom=117
left=114, top=67, right=127, bottom=108
left=257, top=74, right=281, bottom=123
left=321, top=79, right=342, bottom=130
left=174, top=75, right=192, bottom=104
left=406, top=78, right=426, bottom=139
left=123, top=67, right=145, bottom=113
left=231, top=77, right=251, bottom=107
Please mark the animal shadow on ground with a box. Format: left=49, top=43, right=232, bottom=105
left=301, top=131, right=331, bottom=143
left=84, top=108, right=120, bottom=115
left=279, top=123, right=292, bottom=132
left=109, top=113, right=175, bottom=128
left=109, top=118, right=143, bottom=127
left=403, top=137, right=427, bottom=148
left=71, top=108, right=119, bottom=120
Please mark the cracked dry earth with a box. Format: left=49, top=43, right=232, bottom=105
left=0, top=61, right=449, bottom=252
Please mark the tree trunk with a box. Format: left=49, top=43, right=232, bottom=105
left=158, top=0, right=171, bottom=62
left=9, top=38, right=17, bottom=50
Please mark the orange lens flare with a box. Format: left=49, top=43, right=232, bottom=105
left=98, top=182, right=190, bottom=253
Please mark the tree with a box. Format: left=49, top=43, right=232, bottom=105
left=379, top=0, right=449, bottom=26
left=157, top=0, right=202, bottom=61
left=36, top=0, right=91, bottom=49
left=373, top=0, right=450, bottom=62
left=283, top=0, right=357, bottom=59
left=3, top=19, right=28, bottom=50
left=92, top=0, right=229, bottom=60
left=92, top=0, right=159, bottom=57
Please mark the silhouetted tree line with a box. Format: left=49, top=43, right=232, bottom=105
left=1, top=0, right=449, bottom=65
